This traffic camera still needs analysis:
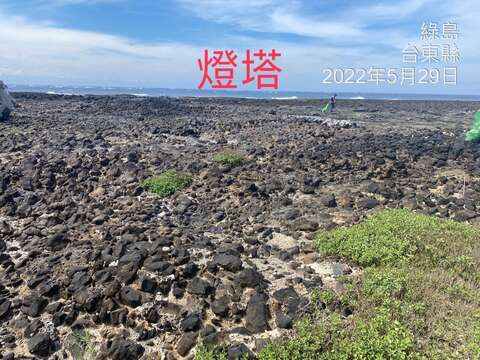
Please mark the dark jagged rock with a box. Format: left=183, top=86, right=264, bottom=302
left=180, top=313, right=202, bottom=332
left=21, top=295, right=47, bottom=317
left=105, top=336, right=145, bottom=360
left=212, top=253, right=243, bottom=272
left=245, top=292, right=270, bottom=333
left=176, top=331, right=198, bottom=356
left=228, top=343, right=254, bottom=360
left=119, top=287, right=142, bottom=307
left=186, top=277, right=212, bottom=296
left=27, top=333, right=54, bottom=357
left=236, top=268, right=267, bottom=289
left=357, top=198, right=380, bottom=209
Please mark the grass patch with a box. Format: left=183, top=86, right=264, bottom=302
left=317, top=209, right=480, bottom=358
left=257, top=308, right=416, bottom=360
left=195, top=343, right=228, bottom=360
left=143, top=170, right=192, bottom=197
left=316, top=208, right=480, bottom=282
left=213, top=150, right=245, bottom=166
left=66, top=329, right=98, bottom=360
left=312, top=289, right=336, bottom=306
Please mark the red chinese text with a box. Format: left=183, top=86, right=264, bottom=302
left=198, top=49, right=282, bottom=90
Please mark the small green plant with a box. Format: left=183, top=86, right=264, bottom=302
left=258, top=315, right=333, bottom=360
left=360, top=267, right=408, bottom=308
left=213, top=150, right=245, bottom=166
left=258, top=303, right=417, bottom=360
left=312, top=289, right=336, bottom=306
left=341, top=310, right=416, bottom=359
left=195, top=343, right=228, bottom=360
left=468, top=314, right=480, bottom=357
left=143, top=170, right=192, bottom=197
left=66, top=329, right=98, bottom=360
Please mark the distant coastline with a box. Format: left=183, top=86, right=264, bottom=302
left=8, top=84, right=480, bottom=102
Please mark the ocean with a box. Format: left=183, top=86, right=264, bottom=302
left=8, top=85, right=480, bottom=102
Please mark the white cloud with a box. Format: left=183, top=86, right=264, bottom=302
left=173, top=0, right=439, bottom=55
left=177, top=0, right=364, bottom=40
left=0, top=9, right=202, bottom=87
left=348, top=0, right=435, bottom=19
left=270, top=10, right=363, bottom=38
left=175, top=0, right=281, bottom=27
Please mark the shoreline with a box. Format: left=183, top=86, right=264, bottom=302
left=9, top=91, right=480, bottom=105
left=8, top=88, right=480, bottom=102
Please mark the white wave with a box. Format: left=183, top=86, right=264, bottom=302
left=272, top=96, right=298, bottom=100
left=349, top=96, right=365, bottom=100
left=131, top=93, right=149, bottom=97
left=46, top=91, right=73, bottom=95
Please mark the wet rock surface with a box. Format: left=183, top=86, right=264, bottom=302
left=0, top=93, right=480, bottom=358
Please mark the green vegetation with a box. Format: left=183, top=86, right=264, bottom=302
left=257, top=309, right=416, bottom=360
left=465, top=111, right=480, bottom=142
left=195, top=344, right=228, bottom=360
left=66, top=329, right=98, bottom=360
left=258, top=314, right=341, bottom=360
left=213, top=150, right=245, bottom=166
left=312, top=289, right=336, bottom=306
left=143, top=170, right=192, bottom=197
left=196, top=209, right=480, bottom=359
left=260, top=209, right=480, bottom=359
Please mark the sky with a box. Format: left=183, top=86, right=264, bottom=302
left=0, top=0, right=478, bottom=94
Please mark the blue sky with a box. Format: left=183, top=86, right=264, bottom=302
left=0, top=0, right=478, bottom=94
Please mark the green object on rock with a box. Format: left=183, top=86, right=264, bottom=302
left=213, top=150, right=245, bottom=166
left=465, top=111, right=480, bottom=142
left=321, top=103, right=330, bottom=113
left=143, top=170, right=192, bottom=197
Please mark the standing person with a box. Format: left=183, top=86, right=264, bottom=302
left=329, top=93, right=337, bottom=112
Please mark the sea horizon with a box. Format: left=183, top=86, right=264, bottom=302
left=8, top=84, right=480, bottom=102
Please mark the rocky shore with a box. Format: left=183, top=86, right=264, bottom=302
left=1, top=93, right=479, bottom=359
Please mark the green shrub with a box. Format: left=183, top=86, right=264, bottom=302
left=258, top=310, right=416, bottom=360
left=258, top=316, right=333, bottom=360
left=316, top=208, right=476, bottom=268
left=194, top=343, right=228, bottom=360
left=341, top=310, right=416, bottom=360
left=213, top=150, right=245, bottom=166
left=143, top=170, right=192, bottom=197
left=360, top=267, right=408, bottom=308
left=312, top=289, right=336, bottom=306
left=314, top=209, right=480, bottom=358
